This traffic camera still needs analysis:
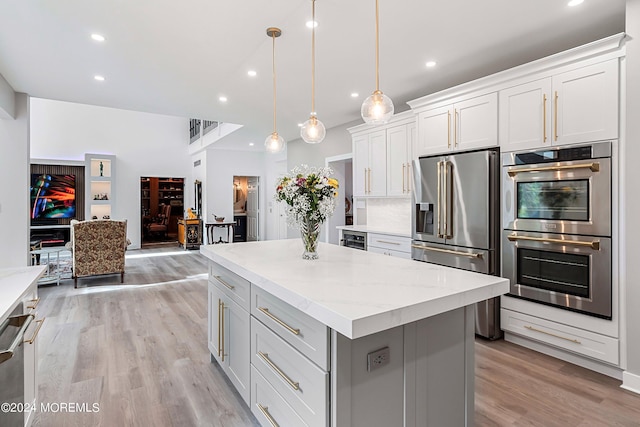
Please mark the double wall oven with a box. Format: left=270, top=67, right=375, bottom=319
left=502, top=141, right=612, bottom=319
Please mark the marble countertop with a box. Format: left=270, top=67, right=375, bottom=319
left=200, top=240, right=508, bottom=339
left=0, top=266, right=45, bottom=321
left=336, top=225, right=411, bottom=238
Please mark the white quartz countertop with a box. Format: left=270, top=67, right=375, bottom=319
left=200, top=240, right=508, bottom=339
left=336, top=225, right=411, bottom=238
left=0, top=266, right=45, bottom=321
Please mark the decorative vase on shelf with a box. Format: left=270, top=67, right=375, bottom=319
left=300, top=217, right=321, bottom=260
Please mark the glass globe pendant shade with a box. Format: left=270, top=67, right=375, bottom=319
left=265, top=132, right=286, bottom=153
left=361, top=90, right=394, bottom=124
left=300, top=114, right=326, bottom=144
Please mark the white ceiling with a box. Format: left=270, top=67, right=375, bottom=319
left=0, top=0, right=626, bottom=151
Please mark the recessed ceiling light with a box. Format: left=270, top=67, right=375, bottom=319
left=94, top=75, right=105, bottom=81
left=568, top=0, right=584, bottom=6
left=247, top=70, right=257, bottom=77
left=306, top=20, right=318, bottom=29
left=91, top=33, right=105, bottom=42
left=426, top=61, right=437, bottom=68
left=249, top=142, right=255, bottom=146
left=351, top=92, right=359, bottom=98
left=219, top=96, right=228, bottom=102
left=298, top=123, right=304, bottom=127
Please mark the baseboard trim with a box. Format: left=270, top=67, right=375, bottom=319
left=622, top=371, right=640, bottom=395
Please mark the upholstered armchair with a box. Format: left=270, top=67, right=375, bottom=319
left=70, top=219, right=128, bottom=288
left=146, top=203, right=171, bottom=237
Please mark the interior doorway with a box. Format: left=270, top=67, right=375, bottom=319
left=232, top=176, right=260, bottom=242
left=325, top=155, right=353, bottom=245
left=140, top=176, right=185, bottom=246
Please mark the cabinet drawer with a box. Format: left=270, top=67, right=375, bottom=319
left=252, top=317, right=328, bottom=427
left=251, top=286, right=329, bottom=370
left=501, top=308, right=618, bottom=365
left=251, top=365, right=309, bottom=427
left=367, top=233, right=411, bottom=253
left=209, top=262, right=250, bottom=311
left=368, top=246, right=412, bottom=259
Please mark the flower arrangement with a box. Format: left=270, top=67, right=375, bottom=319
left=275, top=165, right=339, bottom=259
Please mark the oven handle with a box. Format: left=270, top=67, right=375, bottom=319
left=411, top=244, right=483, bottom=258
left=507, top=162, right=600, bottom=177
left=507, top=234, right=600, bottom=250
left=0, top=313, right=34, bottom=364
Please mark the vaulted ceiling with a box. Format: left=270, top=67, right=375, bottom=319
left=0, top=0, right=626, bottom=150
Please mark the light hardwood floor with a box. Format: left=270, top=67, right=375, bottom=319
left=33, top=247, right=640, bottom=426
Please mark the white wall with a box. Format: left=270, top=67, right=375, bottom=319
left=623, top=0, right=640, bottom=393
left=264, top=154, right=287, bottom=241
left=0, top=73, right=15, bottom=119
left=30, top=98, right=190, bottom=248
left=205, top=148, right=267, bottom=242
left=0, top=93, right=29, bottom=267
left=191, top=149, right=207, bottom=217
left=287, top=120, right=359, bottom=169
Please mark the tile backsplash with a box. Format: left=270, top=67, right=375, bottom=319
left=366, top=198, right=412, bottom=233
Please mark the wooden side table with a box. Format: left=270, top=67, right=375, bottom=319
left=205, top=221, right=235, bottom=244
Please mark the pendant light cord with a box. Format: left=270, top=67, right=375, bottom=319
left=375, top=0, right=380, bottom=92
left=272, top=31, right=277, bottom=134
left=311, top=0, right=316, bottom=114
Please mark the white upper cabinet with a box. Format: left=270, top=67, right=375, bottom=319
left=499, top=79, right=552, bottom=152
left=353, top=130, right=387, bottom=197
left=386, top=123, right=415, bottom=196
left=416, top=93, right=498, bottom=156
left=500, top=59, right=619, bottom=152
left=553, top=60, right=618, bottom=145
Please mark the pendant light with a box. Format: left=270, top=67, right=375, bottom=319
left=361, top=0, right=394, bottom=124
left=300, top=0, right=326, bottom=144
left=265, top=27, right=286, bottom=153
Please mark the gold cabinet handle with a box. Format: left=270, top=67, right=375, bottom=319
left=507, top=162, right=599, bottom=177
left=376, top=240, right=400, bottom=245
left=257, top=404, right=279, bottom=427
left=543, top=93, right=548, bottom=143
left=407, top=163, right=412, bottom=193
left=507, top=234, right=600, bottom=250
left=220, top=300, right=225, bottom=362
left=554, top=91, right=558, bottom=141
left=364, top=168, right=367, bottom=193
left=436, top=160, right=443, bottom=238
left=24, top=318, right=45, bottom=345
left=402, top=163, right=406, bottom=193
left=447, top=111, right=451, bottom=148
left=412, top=244, right=483, bottom=258
left=368, top=168, right=372, bottom=194
left=0, top=314, right=33, bottom=364
left=26, top=297, right=40, bottom=310
left=454, top=109, right=458, bottom=147
left=258, top=307, right=300, bottom=335
left=217, top=299, right=226, bottom=361
left=258, top=351, right=299, bottom=390
left=524, top=325, right=581, bottom=344
left=213, top=275, right=235, bottom=290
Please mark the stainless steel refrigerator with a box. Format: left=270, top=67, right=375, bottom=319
left=411, top=148, right=501, bottom=339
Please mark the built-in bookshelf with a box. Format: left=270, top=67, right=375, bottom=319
left=85, top=153, right=115, bottom=220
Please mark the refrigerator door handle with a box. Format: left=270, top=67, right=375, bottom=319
left=436, top=161, right=444, bottom=238
left=446, top=160, right=454, bottom=239
left=442, top=160, right=453, bottom=239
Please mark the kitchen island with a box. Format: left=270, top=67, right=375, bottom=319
left=201, top=240, right=508, bottom=427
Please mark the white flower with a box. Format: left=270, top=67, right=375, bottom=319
left=274, top=164, right=339, bottom=230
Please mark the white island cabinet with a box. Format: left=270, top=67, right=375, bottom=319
left=0, top=266, right=46, bottom=427
left=201, top=240, right=508, bottom=427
